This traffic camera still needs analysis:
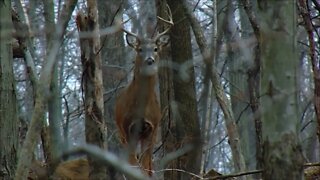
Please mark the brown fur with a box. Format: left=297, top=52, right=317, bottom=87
left=53, top=159, right=89, bottom=180
left=28, top=159, right=89, bottom=180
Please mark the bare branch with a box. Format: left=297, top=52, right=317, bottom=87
left=160, top=145, right=193, bottom=169
left=62, top=144, right=149, bottom=180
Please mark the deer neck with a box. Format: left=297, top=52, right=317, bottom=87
left=131, top=55, right=157, bottom=90
left=131, top=69, right=157, bottom=98
left=126, top=67, right=157, bottom=119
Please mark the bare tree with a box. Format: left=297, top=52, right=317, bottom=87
left=166, top=0, right=202, bottom=178
left=259, top=1, right=304, bottom=179
left=0, top=1, right=18, bottom=179
left=42, top=0, right=64, bottom=175
left=156, top=0, right=179, bottom=179
left=298, top=0, right=320, bottom=147
left=14, top=0, right=78, bottom=178
left=181, top=0, right=247, bottom=175
left=76, top=0, right=107, bottom=178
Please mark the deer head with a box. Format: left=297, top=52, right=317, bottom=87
left=125, top=34, right=169, bottom=76
left=122, top=4, right=173, bottom=76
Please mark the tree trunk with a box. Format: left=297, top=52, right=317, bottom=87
left=239, top=0, right=263, bottom=171
left=156, top=0, right=180, bottom=179
left=97, top=1, right=125, bottom=178
left=229, top=0, right=257, bottom=174
left=167, top=0, right=202, bottom=178
left=0, top=1, right=18, bottom=179
left=260, top=1, right=304, bottom=179
left=227, top=11, right=255, bottom=177
left=43, top=0, right=64, bottom=175
left=77, top=1, right=107, bottom=178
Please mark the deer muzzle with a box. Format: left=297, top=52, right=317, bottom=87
left=145, top=57, right=155, bottom=65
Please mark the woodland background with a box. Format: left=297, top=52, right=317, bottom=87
left=0, top=0, right=320, bottom=179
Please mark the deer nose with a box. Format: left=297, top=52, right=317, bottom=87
left=146, top=58, right=155, bottom=65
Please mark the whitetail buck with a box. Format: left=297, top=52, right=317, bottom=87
left=115, top=8, right=173, bottom=176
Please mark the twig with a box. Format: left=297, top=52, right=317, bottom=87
left=154, top=168, right=204, bottom=179
left=153, top=168, right=262, bottom=180
left=304, top=162, right=320, bottom=167
left=205, top=169, right=262, bottom=180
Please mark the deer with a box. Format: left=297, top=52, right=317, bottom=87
left=114, top=8, right=173, bottom=177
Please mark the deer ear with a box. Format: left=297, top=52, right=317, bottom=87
left=126, top=34, right=140, bottom=48
left=156, top=34, right=170, bottom=47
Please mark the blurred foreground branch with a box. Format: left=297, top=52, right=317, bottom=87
left=62, top=144, right=149, bottom=180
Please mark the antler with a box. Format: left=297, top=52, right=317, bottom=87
left=121, top=4, right=173, bottom=40
left=121, top=18, right=139, bottom=38
left=122, top=27, right=139, bottom=38
left=155, top=4, right=174, bottom=39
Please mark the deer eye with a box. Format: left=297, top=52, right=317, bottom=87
left=154, top=47, right=158, bottom=52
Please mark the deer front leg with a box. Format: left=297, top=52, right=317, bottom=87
left=140, top=144, right=153, bottom=176
left=128, top=152, right=139, bottom=167
left=126, top=133, right=140, bottom=168
left=139, top=128, right=157, bottom=176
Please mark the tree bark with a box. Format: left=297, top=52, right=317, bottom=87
left=156, top=0, right=180, bottom=179
left=0, top=1, right=19, bottom=179
left=166, top=0, right=202, bottom=178
left=97, top=1, right=125, bottom=178
left=43, top=0, right=64, bottom=175
left=227, top=3, right=255, bottom=177
left=77, top=1, right=107, bottom=178
left=239, top=0, right=263, bottom=171
left=228, top=0, right=260, bottom=175
left=260, top=1, right=304, bottom=179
